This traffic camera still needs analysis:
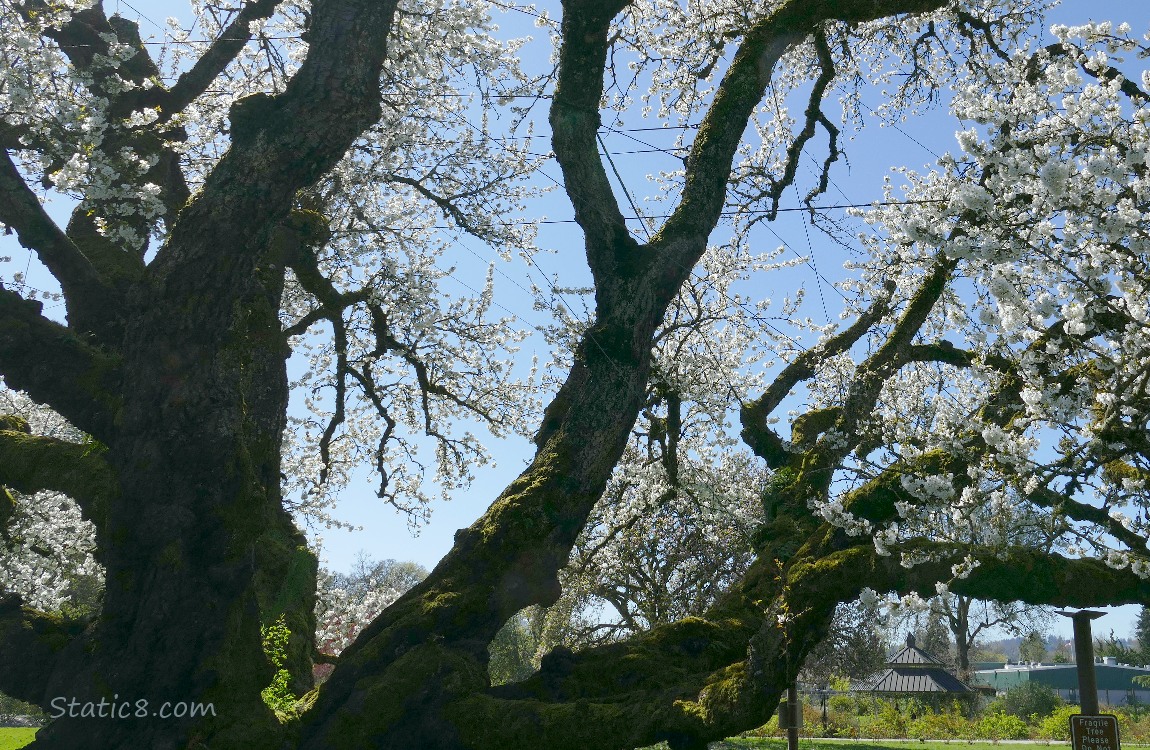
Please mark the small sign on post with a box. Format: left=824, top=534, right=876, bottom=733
left=777, top=699, right=803, bottom=729
left=1070, top=714, right=1121, bottom=750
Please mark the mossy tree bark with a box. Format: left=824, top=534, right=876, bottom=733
left=1, top=0, right=399, bottom=747
left=4, top=0, right=1150, bottom=749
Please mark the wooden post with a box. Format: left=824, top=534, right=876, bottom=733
left=1058, top=609, right=1106, bottom=715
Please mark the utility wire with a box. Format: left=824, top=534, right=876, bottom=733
left=330, top=198, right=947, bottom=234
left=597, top=129, right=779, bottom=400
left=843, top=87, right=942, bottom=160
left=598, top=132, right=652, bottom=241
left=433, top=108, right=578, bottom=313
left=421, top=105, right=815, bottom=364
left=485, top=0, right=560, bottom=28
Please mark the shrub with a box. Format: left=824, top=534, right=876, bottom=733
left=828, top=692, right=858, bottom=716
left=1108, top=706, right=1150, bottom=744
left=976, top=710, right=1030, bottom=740
left=0, top=692, right=43, bottom=727
left=858, top=699, right=909, bottom=738
left=1002, top=682, right=1063, bottom=721
left=908, top=709, right=973, bottom=740
left=1036, top=704, right=1080, bottom=741
left=802, top=702, right=823, bottom=732
left=824, top=717, right=860, bottom=738
left=743, top=714, right=784, bottom=738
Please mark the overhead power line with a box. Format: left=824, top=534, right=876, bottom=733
left=329, top=198, right=948, bottom=234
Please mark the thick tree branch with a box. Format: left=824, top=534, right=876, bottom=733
left=653, top=0, right=949, bottom=255
left=43, top=7, right=191, bottom=248
left=150, top=0, right=401, bottom=287
left=449, top=655, right=769, bottom=750
left=741, top=280, right=893, bottom=467
left=0, top=150, right=114, bottom=320
left=14, top=4, right=184, bottom=341
left=548, top=0, right=636, bottom=281
left=31, top=4, right=153, bottom=87
left=841, top=449, right=960, bottom=524
left=124, top=0, right=287, bottom=124
left=0, top=287, right=120, bottom=440
left=0, top=429, right=114, bottom=531
left=835, top=256, right=959, bottom=443
left=789, top=541, right=1150, bottom=611
left=902, top=341, right=976, bottom=368
left=1023, top=483, right=1149, bottom=554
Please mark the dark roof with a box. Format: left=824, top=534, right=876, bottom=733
left=887, top=634, right=947, bottom=666
left=855, top=666, right=974, bottom=693
left=854, top=634, right=975, bottom=694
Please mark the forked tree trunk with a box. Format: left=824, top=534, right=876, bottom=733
left=10, top=1, right=1150, bottom=749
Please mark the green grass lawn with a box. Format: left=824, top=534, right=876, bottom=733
left=1, top=729, right=1144, bottom=750
left=640, top=739, right=1150, bottom=750
left=712, top=741, right=1076, bottom=750
left=0, top=727, right=37, bottom=750
left=711, top=741, right=1123, bottom=750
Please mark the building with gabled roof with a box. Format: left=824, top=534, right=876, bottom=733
left=854, top=634, right=977, bottom=695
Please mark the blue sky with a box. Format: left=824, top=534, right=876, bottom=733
left=7, top=0, right=1150, bottom=642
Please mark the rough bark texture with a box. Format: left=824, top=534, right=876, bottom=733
left=4, top=0, right=398, bottom=747
left=4, top=0, right=1149, bottom=749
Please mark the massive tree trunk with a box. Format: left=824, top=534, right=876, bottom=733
left=2, top=0, right=400, bottom=746
left=4, top=0, right=1150, bottom=749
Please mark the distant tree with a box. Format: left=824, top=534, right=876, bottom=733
left=1018, top=631, right=1047, bottom=663
left=314, top=555, right=427, bottom=672
left=1049, top=639, right=1073, bottom=664
left=969, top=644, right=1008, bottom=664
left=885, top=594, right=1051, bottom=678
left=936, top=595, right=1053, bottom=678
left=328, top=553, right=427, bottom=600
left=0, top=690, right=43, bottom=723
left=917, top=610, right=954, bottom=667
left=549, top=405, right=766, bottom=645
left=1095, top=630, right=1137, bottom=663
left=800, top=598, right=889, bottom=686
left=1136, top=607, right=1150, bottom=662
left=488, top=609, right=541, bottom=686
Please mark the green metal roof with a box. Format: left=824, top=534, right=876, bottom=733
left=854, top=635, right=976, bottom=694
